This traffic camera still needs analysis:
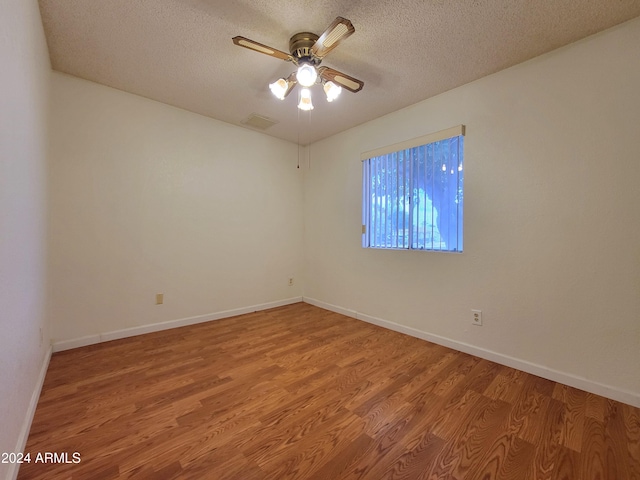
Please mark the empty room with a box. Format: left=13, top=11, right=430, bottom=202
left=2, top=1, right=640, bottom=479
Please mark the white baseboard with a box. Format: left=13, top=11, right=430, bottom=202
left=52, top=297, right=303, bottom=353
left=303, top=297, right=640, bottom=408
left=8, top=346, right=52, bottom=480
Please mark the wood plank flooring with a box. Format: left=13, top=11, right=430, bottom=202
left=18, top=303, right=640, bottom=479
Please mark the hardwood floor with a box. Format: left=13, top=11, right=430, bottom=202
left=19, top=303, right=640, bottom=479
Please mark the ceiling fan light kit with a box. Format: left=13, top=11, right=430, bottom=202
left=232, top=17, right=364, bottom=111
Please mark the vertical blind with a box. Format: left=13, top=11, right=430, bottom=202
left=361, top=125, right=465, bottom=252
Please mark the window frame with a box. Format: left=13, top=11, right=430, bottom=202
left=361, top=125, right=465, bottom=252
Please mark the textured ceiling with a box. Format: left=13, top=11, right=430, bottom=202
left=38, top=0, right=640, bottom=145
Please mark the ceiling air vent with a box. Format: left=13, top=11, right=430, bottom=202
left=241, top=113, right=279, bottom=130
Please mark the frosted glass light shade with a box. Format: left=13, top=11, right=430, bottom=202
left=323, top=81, right=342, bottom=102
left=296, top=63, right=317, bottom=87
left=269, top=78, right=288, bottom=100
left=298, top=88, right=314, bottom=111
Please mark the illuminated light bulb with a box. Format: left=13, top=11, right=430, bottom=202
left=323, top=81, right=342, bottom=102
left=458, top=164, right=463, bottom=171
left=296, top=62, right=317, bottom=87
left=442, top=164, right=447, bottom=172
left=297, top=88, right=314, bottom=111
left=269, top=78, right=288, bottom=100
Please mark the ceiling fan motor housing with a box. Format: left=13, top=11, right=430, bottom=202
left=289, top=32, right=321, bottom=64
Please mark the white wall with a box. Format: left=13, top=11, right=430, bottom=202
left=0, top=1, right=51, bottom=479
left=304, top=17, right=640, bottom=405
left=49, top=73, right=303, bottom=343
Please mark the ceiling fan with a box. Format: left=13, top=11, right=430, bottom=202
left=232, top=17, right=364, bottom=110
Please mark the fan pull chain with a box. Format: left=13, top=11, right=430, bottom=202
left=308, top=109, right=311, bottom=169
left=297, top=104, right=301, bottom=169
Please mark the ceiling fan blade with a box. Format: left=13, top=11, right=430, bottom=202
left=311, top=17, right=355, bottom=58
left=232, top=36, right=292, bottom=61
left=318, top=66, right=364, bottom=93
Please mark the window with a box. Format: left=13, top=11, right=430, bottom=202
left=362, top=125, right=465, bottom=252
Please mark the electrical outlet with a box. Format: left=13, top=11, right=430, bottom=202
left=288, top=278, right=294, bottom=286
left=156, top=293, right=164, bottom=305
left=472, top=309, right=482, bottom=326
